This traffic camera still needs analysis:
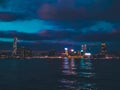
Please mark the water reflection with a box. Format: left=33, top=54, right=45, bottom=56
left=59, top=58, right=96, bottom=90
left=62, top=58, right=76, bottom=76
left=79, top=58, right=96, bottom=78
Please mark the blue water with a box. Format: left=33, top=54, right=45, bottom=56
left=0, top=58, right=120, bottom=90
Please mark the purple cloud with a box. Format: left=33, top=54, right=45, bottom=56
left=37, top=3, right=57, bottom=20
left=0, top=27, right=119, bottom=43
left=0, top=0, right=119, bottom=21
left=0, top=12, right=28, bottom=21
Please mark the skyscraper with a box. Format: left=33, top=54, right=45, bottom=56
left=12, top=37, right=17, bottom=56
left=81, top=44, right=87, bottom=53
left=101, top=42, right=107, bottom=55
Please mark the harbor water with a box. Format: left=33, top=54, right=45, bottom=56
left=0, top=58, right=120, bottom=90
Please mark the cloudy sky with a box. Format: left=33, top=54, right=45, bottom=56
left=0, top=0, right=120, bottom=53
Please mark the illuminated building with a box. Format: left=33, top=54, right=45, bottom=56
left=80, top=50, right=84, bottom=56
left=84, top=53, right=91, bottom=59
left=12, top=37, right=17, bottom=56
left=17, top=47, right=32, bottom=58
left=81, top=44, right=87, bottom=53
left=70, top=49, right=74, bottom=52
left=64, top=48, right=69, bottom=56
left=69, top=49, right=75, bottom=56
left=101, top=42, right=107, bottom=55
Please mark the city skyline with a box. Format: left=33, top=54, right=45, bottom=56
left=0, top=0, right=120, bottom=54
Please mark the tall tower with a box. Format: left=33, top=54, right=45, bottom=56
left=64, top=48, right=69, bottom=56
left=81, top=44, right=87, bottom=53
left=101, top=42, right=107, bottom=55
left=12, top=37, right=18, bottom=56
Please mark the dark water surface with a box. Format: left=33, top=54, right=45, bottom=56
left=0, top=58, right=120, bottom=90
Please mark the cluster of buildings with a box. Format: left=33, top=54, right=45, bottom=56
left=0, top=37, right=119, bottom=59
left=63, top=44, right=91, bottom=58
left=62, top=42, right=119, bottom=59
left=0, top=37, right=32, bottom=59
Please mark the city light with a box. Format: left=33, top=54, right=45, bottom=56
left=70, top=49, right=74, bottom=52
left=74, top=51, right=77, bottom=54
left=81, top=50, right=83, bottom=52
left=85, top=53, right=91, bottom=56
left=64, top=48, right=68, bottom=51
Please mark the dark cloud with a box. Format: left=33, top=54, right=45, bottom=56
left=0, top=0, right=119, bottom=21
left=74, top=31, right=120, bottom=42
left=36, top=0, right=120, bottom=21
left=37, top=3, right=57, bottom=20
left=0, top=31, right=51, bottom=40
left=0, top=29, right=119, bottom=54
left=0, top=0, right=119, bottom=53
left=0, top=29, right=120, bottom=43
left=92, top=0, right=120, bottom=22
left=0, top=12, right=29, bottom=21
left=0, top=30, right=76, bottom=41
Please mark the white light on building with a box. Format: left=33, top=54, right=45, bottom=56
left=71, top=49, right=74, bottom=52
left=64, top=48, right=68, bottom=51
left=85, top=53, right=91, bottom=56
left=81, top=50, right=83, bottom=52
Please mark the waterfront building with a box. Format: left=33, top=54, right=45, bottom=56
left=101, top=42, right=107, bottom=55
left=12, top=37, right=17, bottom=56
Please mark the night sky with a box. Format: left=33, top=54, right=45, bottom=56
left=0, top=0, right=120, bottom=54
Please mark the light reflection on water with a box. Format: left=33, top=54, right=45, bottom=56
left=59, top=58, right=97, bottom=90
left=0, top=58, right=120, bottom=90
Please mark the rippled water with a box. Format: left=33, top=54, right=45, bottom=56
left=59, top=58, right=96, bottom=90
left=0, top=58, right=120, bottom=90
